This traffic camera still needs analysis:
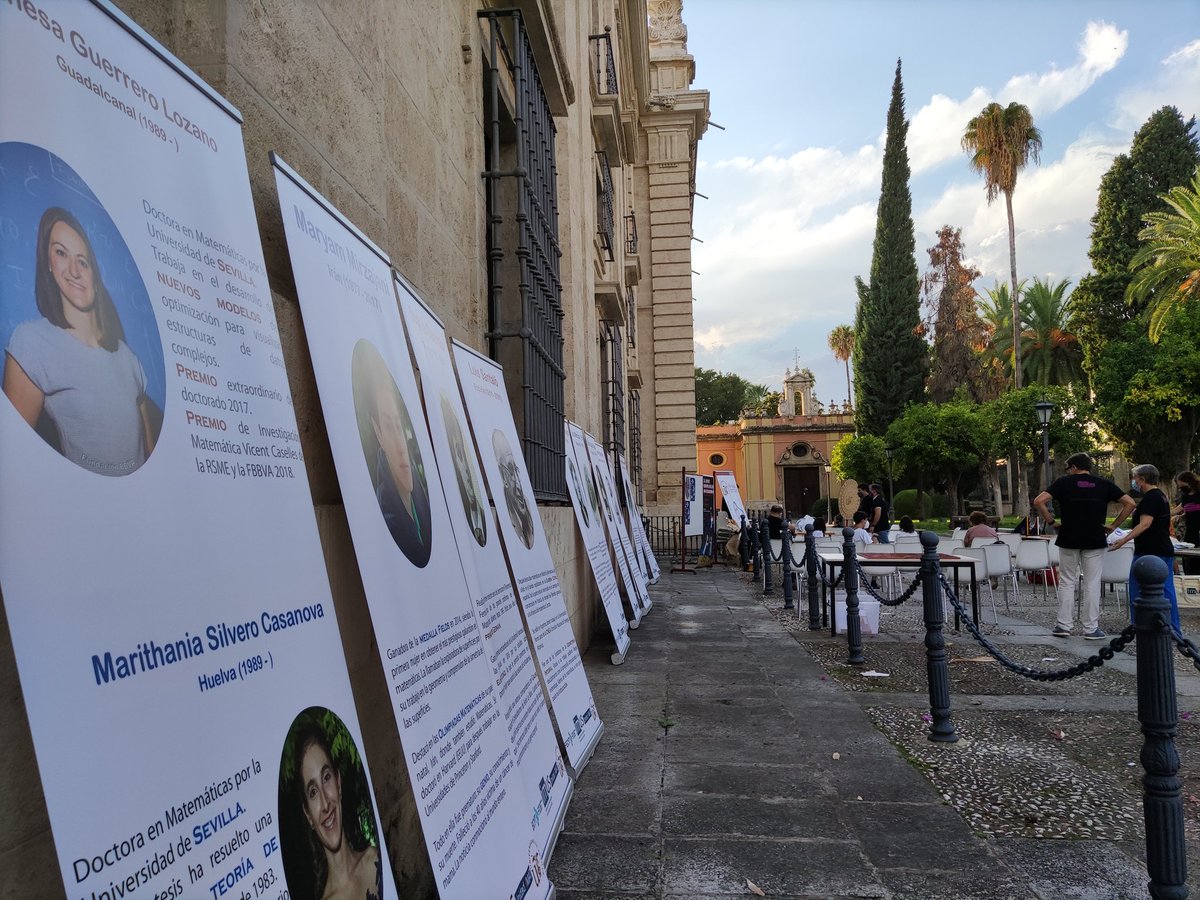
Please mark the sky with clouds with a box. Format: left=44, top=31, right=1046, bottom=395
left=683, top=0, right=1200, bottom=405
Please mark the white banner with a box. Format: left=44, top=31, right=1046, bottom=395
left=617, top=454, right=660, bottom=583
left=684, top=474, right=705, bottom=536
left=451, top=341, right=602, bottom=774
left=0, top=5, right=396, bottom=900
left=397, top=279, right=571, bottom=862
left=564, top=421, right=637, bottom=639
left=273, top=161, right=545, bottom=899
left=583, top=431, right=651, bottom=616
left=714, top=469, right=747, bottom=525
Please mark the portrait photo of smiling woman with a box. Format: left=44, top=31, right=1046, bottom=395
left=3, top=205, right=162, bottom=475
left=279, top=708, right=384, bottom=900
left=1, top=143, right=166, bottom=477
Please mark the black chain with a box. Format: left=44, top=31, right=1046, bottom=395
left=938, top=573, right=1136, bottom=681
left=1169, top=625, right=1200, bottom=672
left=852, top=560, right=922, bottom=606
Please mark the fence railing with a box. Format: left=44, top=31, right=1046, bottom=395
left=645, top=515, right=704, bottom=559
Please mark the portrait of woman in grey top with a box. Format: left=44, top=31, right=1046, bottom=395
left=3, top=206, right=161, bottom=476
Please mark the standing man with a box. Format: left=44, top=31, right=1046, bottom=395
left=1034, top=452, right=1135, bottom=640
left=868, top=483, right=891, bottom=544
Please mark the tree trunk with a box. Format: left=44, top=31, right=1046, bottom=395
left=1005, top=189, right=1022, bottom=391
left=844, top=360, right=852, bottom=405
left=1012, top=450, right=1030, bottom=528
left=948, top=476, right=960, bottom=520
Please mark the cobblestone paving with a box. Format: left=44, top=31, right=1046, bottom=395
left=747, top=561, right=1200, bottom=888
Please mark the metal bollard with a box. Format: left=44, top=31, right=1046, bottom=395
left=919, top=531, right=957, bottom=742
left=781, top=528, right=794, bottom=609
left=761, top=515, right=775, bottom=596
left=740, top=515, right=751, bottom=571
left=1132, top=556, right=1188, bottom=899
left=805, top=524, right=821, bottom=630
left=746, top=517, right=757, bottom=576
left=841, top=527, right=864, bottom=665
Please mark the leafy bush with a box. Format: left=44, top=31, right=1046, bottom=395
left=892, top=489, right=950, bottom=518
left=810, top=497, right=839, bottom=518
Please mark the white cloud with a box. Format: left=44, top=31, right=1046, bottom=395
left=908, top=88, right=990, bottom=174
left=1001, top=21, right=1128, bottom=116
left=1113, top=35, right=1200, bottom=130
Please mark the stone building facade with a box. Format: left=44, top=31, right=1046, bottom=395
left=0, top=0, right=706, bottom=896
left=697, top=369, right=856, bottom=517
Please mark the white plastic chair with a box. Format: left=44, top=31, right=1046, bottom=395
left=957, top=546, right=997, bottom=624
left=951, top=527, right=967, bottom=541
left=1015, top=539, right=1053, bottom=602
left=997, top=533, right=1024, bottom=558
left=859, top=542, right=900, bottom=599
left=894, top=532, right=921, bottom=549
left=941, top=538, right=965, bottom=556
left=1101, top=545, right=1135, bottom=609
left=981, top=541, right=1017, bottom=612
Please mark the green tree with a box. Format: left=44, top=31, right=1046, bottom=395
left=1128, top=168, right=1200, bottom=341
left=977, top=281, right=1021, bottom=396
left=1073, top=108, right=1199, bottom=371
left=962, top=101, right=1043, bottom=390
left=853, top=59, right=926, bottom=435
left=694, top=367, right=754, bottom=425
left=1090, top=304, right=1200, bottom=478
left=827, top=324, right=855, bottom=403
left=981, top=385, right=1091, bottom=497
left=885, top=400, right=989, bottom=516
left=922, top=225, right=984, bottom=401
left=1022, top=276, right=1082, bottom=386
left=831, top=432, right=886, bottom=485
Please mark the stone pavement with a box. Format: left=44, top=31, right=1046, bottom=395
left=546, top=564, right=1194, bottom=899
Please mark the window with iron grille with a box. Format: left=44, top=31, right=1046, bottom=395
left=480, top=9, right=567, bottom=502
left=624, top=211, right=638, bottom=256
left=626, top=286, right=637, bottom=349
left=596, top=152, right=615, bottom=262
left=629, top=389, right=642, bottom=495
left=601, top=322, right=626, bottom=461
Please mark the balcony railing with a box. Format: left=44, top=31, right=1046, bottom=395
left=589, top=27, right=618, bottom=96
left=596, top=151, right=615, bottom=262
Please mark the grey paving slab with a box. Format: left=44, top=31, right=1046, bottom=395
left=547, top=565, right=1186, bottom=898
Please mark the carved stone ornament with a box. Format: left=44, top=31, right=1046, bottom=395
left=648, top=0, right=688, bottom=44
left=647, top=93, right=678, bottom=110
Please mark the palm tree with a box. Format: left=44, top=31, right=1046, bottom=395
left=978, top=280, right=1024, bottom=380
left=1022, top=277, right=1082, bottom=386
left=962, top=102, right=1043, bottom=390
left=1127, top=168, right=1200, bottom=341
left=827, top=324, right=855, bottom=403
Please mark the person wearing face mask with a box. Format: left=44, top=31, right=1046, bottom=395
left=1110, top=464, right=1180, bottom=631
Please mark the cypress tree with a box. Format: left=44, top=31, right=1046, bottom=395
left=1073, top=106, right=1199, bottom=376
left=853, top=59, right=927, bottom=435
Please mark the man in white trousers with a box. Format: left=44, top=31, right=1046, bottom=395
left=1034, top=452, right=1135, bottom=640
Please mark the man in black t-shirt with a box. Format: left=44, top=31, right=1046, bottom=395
left=868, top=483, right=891, bottom=544
left=1034, top=452, right=1134, bottom=640
left=1111, top=463, right=1181, bottom=631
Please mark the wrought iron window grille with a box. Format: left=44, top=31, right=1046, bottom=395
left=596, top=151, right=615, bottom=262
left=627, top=286, right=637, bottom=348
left=589, top=27, right=618, bottom=96
left=630, top=389, right=643, bottom=494
left=480, top=9, right=567, bottom=502
left=601, top=322, right=626, bottom=460
left=624, top=211, right=638, bottom=256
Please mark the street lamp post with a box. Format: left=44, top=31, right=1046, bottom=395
left=1034, top=399, right=1053, bottom=534
left=884, top=445, right=896, bottom=524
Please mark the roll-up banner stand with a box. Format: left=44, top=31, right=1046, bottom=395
left=684, top=475, right=705, bottom=536
left=395, top=277, right=572, bottom=864
left=617, top=453, right=661, bottom=583
left=271, top=158, right=549, bottom=899
left=0, top=4, right=397, bottom=899
left=451, top=341, right=603, bottom=777
left=582, top=431, right=651, bottom=616
left=714, top=470, right=746, bottom=525
left=564, top=421, right=637, bottom=647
